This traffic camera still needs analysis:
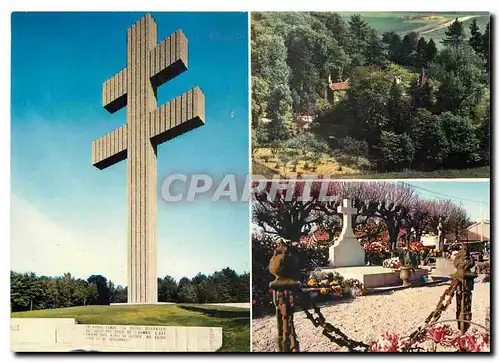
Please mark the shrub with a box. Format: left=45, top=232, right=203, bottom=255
left=251, top=234, right=329, bottom=315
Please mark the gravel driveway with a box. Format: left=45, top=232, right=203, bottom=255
left=252, top=282, right=490, bottom=352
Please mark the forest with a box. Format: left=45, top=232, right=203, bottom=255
left=251, top=13, right=490, bottom=176
left=10, top=268, right=250, bottom=312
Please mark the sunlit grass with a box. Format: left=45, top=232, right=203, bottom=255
left=252, top=147, right=490, bottom=179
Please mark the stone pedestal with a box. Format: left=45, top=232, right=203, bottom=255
left=11, top=318, right=222, bottom=352
left=328, top=199, right=365, bottom=268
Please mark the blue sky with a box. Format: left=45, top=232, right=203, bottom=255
left=405, top=181, right=490, bottom=222
left=11, top=12, right=249, bottom=286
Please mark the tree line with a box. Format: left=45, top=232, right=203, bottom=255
left=252, top=181, right=471, bottom=251
left=252, top=13, right=490, bottom=173
left=11, top=268, right=249, bottom=312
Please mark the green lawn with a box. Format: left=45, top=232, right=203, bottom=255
left=11, top=304, right=250, bottom=352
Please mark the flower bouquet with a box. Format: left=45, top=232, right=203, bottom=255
left=306, top=270, right=365, bottom=298
left=382, top=257, right=400, bottom=269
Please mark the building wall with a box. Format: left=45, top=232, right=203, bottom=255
left=468, top=222, right=490, bottom=241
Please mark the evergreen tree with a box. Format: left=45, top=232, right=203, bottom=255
left=365, top=29, right=387, bottom=66
left=468, top=18, right=483, bottom=55
left=382, top=32, right=403, bottom=64
left=482, top=22, right=490, bottom=74
left=430, top=44, right=485, bottom=115
left=443, top=18, right=466, bottom=47
left=158, top=276, right=177, bottom=302
left=177, top=278, right=197, bottom=303
left=400, top=32, right=419, bottom=67
left=87, top=275, right=110, bottom=305
left=415, top=37, right=428, bottom=69
left=348, top=14, right=370, bottom=66
left=323, top=13, right=348, bottom=48
left=425, top=39, right=438, bottom=64
left=286, top=26, right=321, bottom=114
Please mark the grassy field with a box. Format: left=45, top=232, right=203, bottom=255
left=253, top=148, right=360, bottom=178
left=252, top=155, right=490, bottom=180
left=339, top=12, right=489, bottom=47
left=423, top=15, right=490, bottom=45
left=11, top=304, right=250, bottom=352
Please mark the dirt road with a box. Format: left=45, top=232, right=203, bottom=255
left=418, top=16, right=479, bottom=35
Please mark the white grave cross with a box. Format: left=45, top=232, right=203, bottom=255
left=329, top=198, right=365, bottom=268
left=337, top=199, right=357, bottom=238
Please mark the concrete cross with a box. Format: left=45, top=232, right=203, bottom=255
left=337, top=199, right=357, bottom=236
left=91, top=14, right=205, bottom=304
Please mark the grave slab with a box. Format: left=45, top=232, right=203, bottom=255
left=318, top=266, right=429, bottom=289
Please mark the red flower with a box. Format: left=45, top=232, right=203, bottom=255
left=427, top=325, right=453, bottom=344
left=370, top=332, right=401, bottom=352
left=480, top=332, right=490, bottom=347
left=450, top=333, right=485, bottom=352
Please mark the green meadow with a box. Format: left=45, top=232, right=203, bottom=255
left=339, top=12, right=490, bottom=46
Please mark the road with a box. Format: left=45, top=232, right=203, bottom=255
left=418, top=16, right=479, bottom=36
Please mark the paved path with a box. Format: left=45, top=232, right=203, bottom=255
left=205, top=303, right=250, bottom=309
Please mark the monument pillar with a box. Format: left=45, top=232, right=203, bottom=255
left=126, top=16, right=159, bottom=304
left=91, top=14, right=206, bottom=304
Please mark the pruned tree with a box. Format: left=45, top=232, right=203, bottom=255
left=252, top=181, right=338, bottom=243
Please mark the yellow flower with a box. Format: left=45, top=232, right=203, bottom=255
left=320, top=279, right=329, bottom=286
left=307, top=279, right=317, bottom=286
left=330, top=280, right=339, bottom=286
left=320, top=288, right=330, bottom=295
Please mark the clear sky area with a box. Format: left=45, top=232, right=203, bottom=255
left=404, top=181, right=490, bottom=222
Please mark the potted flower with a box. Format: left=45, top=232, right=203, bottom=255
left=398, top=249, right=419, bottom=286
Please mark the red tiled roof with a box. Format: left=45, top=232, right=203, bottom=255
left=329, top=81, right=349, bottom=91
left=299, top=229, right=331, bottom=244
left=313, top=230, right=331, bottom=241
left=468, top=220, right=490, bottom=230
left=467, top=230, right=490, bottom=242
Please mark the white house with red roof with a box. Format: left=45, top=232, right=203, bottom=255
left=467, top=220, right=490, bottom=242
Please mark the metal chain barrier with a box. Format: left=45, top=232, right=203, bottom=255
left=404, top=246, right=477, bottom=347
left=272, top=289, right=300, bottom=352
left=268, top=241, right=477, bottom=353
left=406, top=279, right=459, bottom=343
left=296, top=288, right=370, bottom=352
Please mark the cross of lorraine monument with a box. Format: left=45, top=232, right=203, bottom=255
left=91, top=14, right=205, bottom=304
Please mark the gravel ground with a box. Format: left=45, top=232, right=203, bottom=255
left=252, top=282, right=490, bottom=352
